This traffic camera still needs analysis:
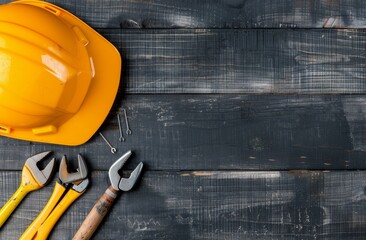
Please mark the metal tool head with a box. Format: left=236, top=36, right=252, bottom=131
left=72, top=178, right=90, bottom=193
left=59, top=154, right=88, bottom=184
left=109, top=150, right=144, bottom=191
left=25, top=151, right=55, bottom=185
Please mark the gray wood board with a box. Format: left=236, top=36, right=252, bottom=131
left=20, top=0, right=366, bottom=28
left=1, top=170, right=366, bottom=240
left=1, top=95, right=366, bottom=171
left=100, top=29, right=366, bottom=94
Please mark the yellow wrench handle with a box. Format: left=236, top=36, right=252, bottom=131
left=34, top=187, right=83, bottom=240
left=19, top=181, right=66, bottom=240
left=73, top=186, right=118, bottom=240
left=0, top=166, right=44, bottom=228
left=0, top=185, right=30, bottom=228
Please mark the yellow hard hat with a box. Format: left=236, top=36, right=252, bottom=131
left=0, top=0, right=121, bottom=146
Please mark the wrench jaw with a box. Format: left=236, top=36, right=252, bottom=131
left=119, top=162, right=143, bottom=191
left=59, top=154, right=89, bottom=184
left=72, top=178, right=90, bottom=193
left=109, top=151, right=132, bottom=190
left=25, top=151, right=55, bottom=186
left=109, top=151, right=143, bottom=192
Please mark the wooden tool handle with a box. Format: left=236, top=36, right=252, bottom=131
left=73, top=186, right=118, bottom=240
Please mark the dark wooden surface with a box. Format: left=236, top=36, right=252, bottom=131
left=1, top=0, right=366, bottom=239
left=2, top=170, right=366, bottom=240
left=106, top=29, right=366, bottom=94
left=49, top=0, right=366, bottom=29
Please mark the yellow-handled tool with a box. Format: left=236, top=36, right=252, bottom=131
left=20, top=154, right=89, bottom=240
left=34, top=181, right=88, bottom=239
left=19, top=181, right=66, bottom=239
left=0, top=152, right=55, bottom=228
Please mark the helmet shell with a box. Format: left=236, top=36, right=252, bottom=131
left=0, top=1, right=121, bottom=145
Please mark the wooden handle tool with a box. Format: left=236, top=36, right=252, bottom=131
left=73, top=151, right=143, bottom=240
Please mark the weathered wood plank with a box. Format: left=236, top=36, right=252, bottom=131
left=101, top=29, right=366, bottom=94
left=0, top=170, right=365, bottom=240
left=2, top=95, right=366, bottom=171
left=3, top=0, right=364, bottom=29
left=1, top=12, right=365, bottom=94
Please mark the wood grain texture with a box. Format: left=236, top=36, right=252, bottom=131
left=1, top=170, right=366, bottom=240
left=1, top=95, right=366, bottom=171
left=0, top=0, right=365, bottom=238
left=100, top=29, right=366, bottom=94
left=4, top=0, right=363, bottom=29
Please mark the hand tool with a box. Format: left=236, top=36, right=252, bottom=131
left=0, top=151, right=55, bottom=228
left=123, top=108, right=132, bottom=135
left=99, top=132, right=117, bottom=154
left=72, top=150, right=143, bottom=240
left=20, top=154, right=89, bottom=240
left=117, top=113, right=125, bottom=142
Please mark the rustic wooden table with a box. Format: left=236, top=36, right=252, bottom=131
left=1, top=0, right=366, bottom=239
